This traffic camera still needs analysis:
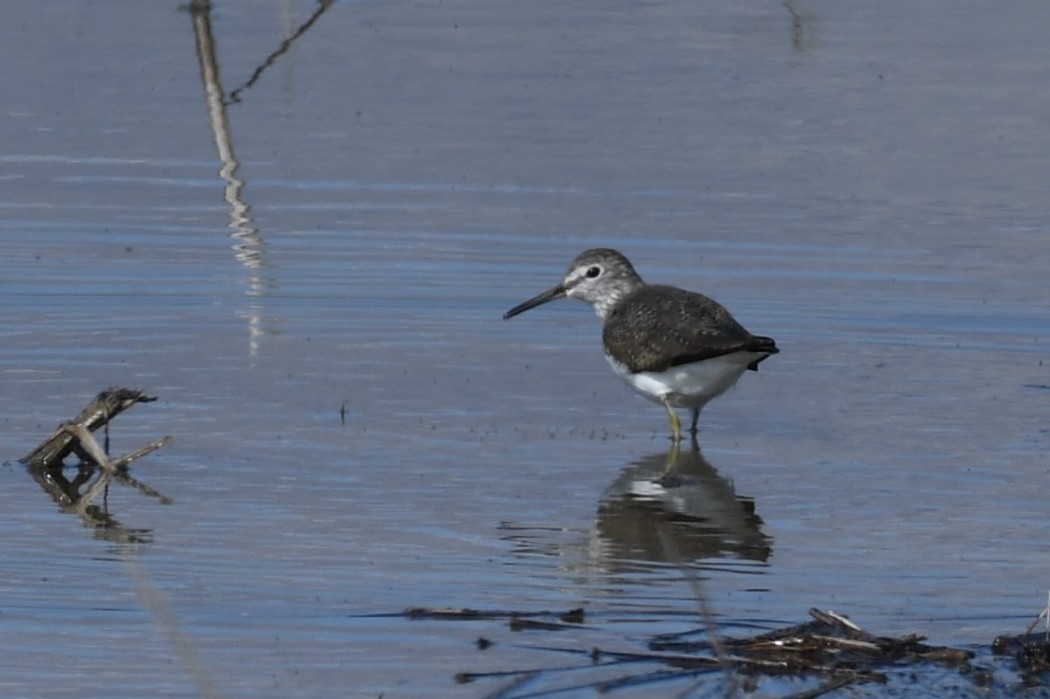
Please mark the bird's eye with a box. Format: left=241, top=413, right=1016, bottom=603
left=585, top=266, right=601, bottom=278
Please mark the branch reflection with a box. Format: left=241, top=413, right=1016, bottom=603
left=229, top=0, right=336, bottom=104
left=25, top=462, right=166, bottom=545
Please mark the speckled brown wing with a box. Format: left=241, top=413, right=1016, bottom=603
left=601, top=285, right=778, bottom=373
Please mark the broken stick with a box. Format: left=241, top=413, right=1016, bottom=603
left=21, top=387, right=169, bottom=470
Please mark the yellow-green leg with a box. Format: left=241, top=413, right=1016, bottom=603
left=659, top=438, right=682, bottom=478
left=660, top=396, right=682, bottom=443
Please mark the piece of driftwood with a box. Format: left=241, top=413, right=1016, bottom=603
left=21, top=387, right=169, bottom=470
left=20, top=388, right=173, bottom=539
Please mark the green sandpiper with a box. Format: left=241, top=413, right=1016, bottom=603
left=503, top=248, right=778, bottom=441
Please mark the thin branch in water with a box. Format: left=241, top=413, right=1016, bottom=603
left=113, top=435, right=175, bottom=471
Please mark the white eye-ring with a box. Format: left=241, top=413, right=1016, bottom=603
left=585, top=265, right=601, bottom=279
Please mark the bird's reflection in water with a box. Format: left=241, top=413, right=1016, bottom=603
left=501, top=443, right=772, bottom=581
left=593, top=442, right=771, bottom=570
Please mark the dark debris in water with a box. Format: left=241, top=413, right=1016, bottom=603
left=994, top=634, right=1050, bottom=675
left=405, top=606, right=585, bottom=628
left=405, top=605, right=1050, bottom=697
left=655, top=608, right=973, bottom=668
left=17, top=387, right=173, bottom=544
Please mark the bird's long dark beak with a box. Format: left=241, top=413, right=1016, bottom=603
left=503, top=284, right=567, bottom=319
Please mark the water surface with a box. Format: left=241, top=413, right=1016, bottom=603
left=2, top=1, right=1049, bottom=697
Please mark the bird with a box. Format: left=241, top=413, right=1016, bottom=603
left=503, top=248, right=778, bottom=442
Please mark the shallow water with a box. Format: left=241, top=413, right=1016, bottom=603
left=2, top=1, right=1050, bottom=697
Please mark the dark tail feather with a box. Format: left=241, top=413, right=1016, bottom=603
left=746, top=335, right=779, bottom=371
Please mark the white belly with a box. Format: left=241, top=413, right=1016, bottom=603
left=605, top=351, right=761, bottom=409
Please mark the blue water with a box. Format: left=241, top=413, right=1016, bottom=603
left=2, top=1, right=1049, bottom=697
